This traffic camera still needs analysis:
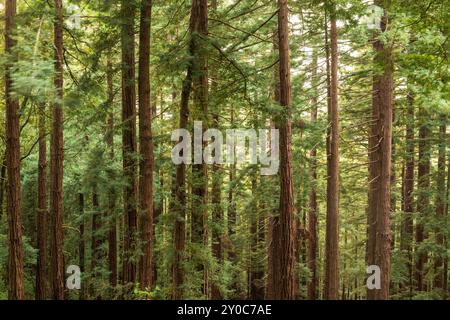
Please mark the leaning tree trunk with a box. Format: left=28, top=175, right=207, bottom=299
left=5, top=0, right=25, bottom=300
left=324, top=5, right=340, bottom=300
left=273, top=0, right=296, bottom=300
left=50, top=0, right=65, bottom=300
left=121, top=0, right=138, bottom=287
left=138, top=0, right=154, bottom=290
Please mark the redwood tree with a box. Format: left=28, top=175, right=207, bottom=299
left=121, top=0, right=138, bottom=286
left=324, top=4, right=340, bottom=300
left=36, top=102, right=47, bottom=300
left=138, top=0, right=154, bottom=289
left=273, top=0, right=296, bottom=300
left=5, top=0, right=25, bottom=300
left=50, top=0, right=65, bottom=300
left=367, top=1, right=393, bottom=300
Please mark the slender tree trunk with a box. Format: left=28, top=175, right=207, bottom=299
left=415, top=104, right=430, bottom=292
left=307, top=51, right=318, bottom=300
left=401, top=91, right=414, bottom=296
left=433, top=115, right=446, bottom=293
left=106, top=57, right=117, bottom=288
left=444, top=152, right=450, bottom=297
left=267, top=26, right=281, bottom=299
left=138, top=0, right=154, bottom=290
left=369, top=2, right=393, bottom=300
left=50, top=0, right=65, bottom=300
left=36, top=103, right=47, bottom=300
left=5, top=0, right=25, bottom=300
left=0, top=157, right=6, bottom=218
left=78, top=193, right=85, bottom=300
left=273, top=0, right=296, bottom=300
left=121, top=0, right=138, bottom=287
left=91, top=188, right=100, bottom=280
left=324, top=6, right=340, bottom=300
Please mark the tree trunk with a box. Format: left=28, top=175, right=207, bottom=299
left=415, top=104, right=430, bottom=292
left=369, top=2, right=393, bottom=300
left=401, top=91, right=414, bottom=296
left=189, top=0, right=209, bottom=298
left=433, top=115, right=446, bottom=293
left=36, top=103, right=47, bottom=300
left=78, top=193, right=85, bottom=300
left=106, top=57, right=117, bottom=288
left=91, top=188, right=100, bottom=283
left=138, top=0, right=154, bottom=290
left=324, top=7, right=340, bottom=300
left=121, top=0, right=138, bottom=287
left=0, top=156, right=6, bottom=218
left=273, top=0, right=296, bottom=300
left=50, top=0, right=65, bottom=300
left=5, top=0, right=25, bottom=300
left=307, top=51, right=318, bottom=300
left=171, top=15, right=195, bottom=299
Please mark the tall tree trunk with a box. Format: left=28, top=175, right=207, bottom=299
left=368, top=2, right=393, bottom=300
left=5, top=0, right=25, bottom=300
left=267, top=26, right=281, bottom=299
left=433, top=115, right=446, bottom=293
left=36, top=103, right=47, bottom=300
left=171, top=16, right=195, bottom=300
left=189, top=0, right=209, bottom=298
left=415, top=104, right=430, bottom=292
left=273, top=0, right=296, bottom=300
left=138, top=0, right=154, bottom=290
left=401, top=91, right=414, bottom=296
left=50, top=0, right=65, bottom=300
left=106, top=57, right=117, bottom=288
left=78, top=193, right=85, bottom=300
left=121, top=0, right=138, bottom=287
left=324, top=6, right=340, bottom=300
left=307, top=51, right=318, bottom=300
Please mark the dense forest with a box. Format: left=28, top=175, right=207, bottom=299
left=0, top=0, right=448, bottom=300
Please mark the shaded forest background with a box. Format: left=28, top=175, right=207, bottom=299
left=0, top=0, right=449, bottom=300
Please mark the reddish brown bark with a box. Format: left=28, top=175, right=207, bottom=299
left=307, top=52, right=318, bottom=300
left=324, top=9, right=340, bottom=300
left=273, top=0, right=296, bottom=300
left=367, top=3, right=393, bottom=299
left=121, top=0, right=138, bottom=287
left=36, top=103, right=47, bottom=300
left=5, top=0, right=25, bottom=300
left=138, top=0, right=154, bottom=290
left=50, top=0, right=65, bottom=300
